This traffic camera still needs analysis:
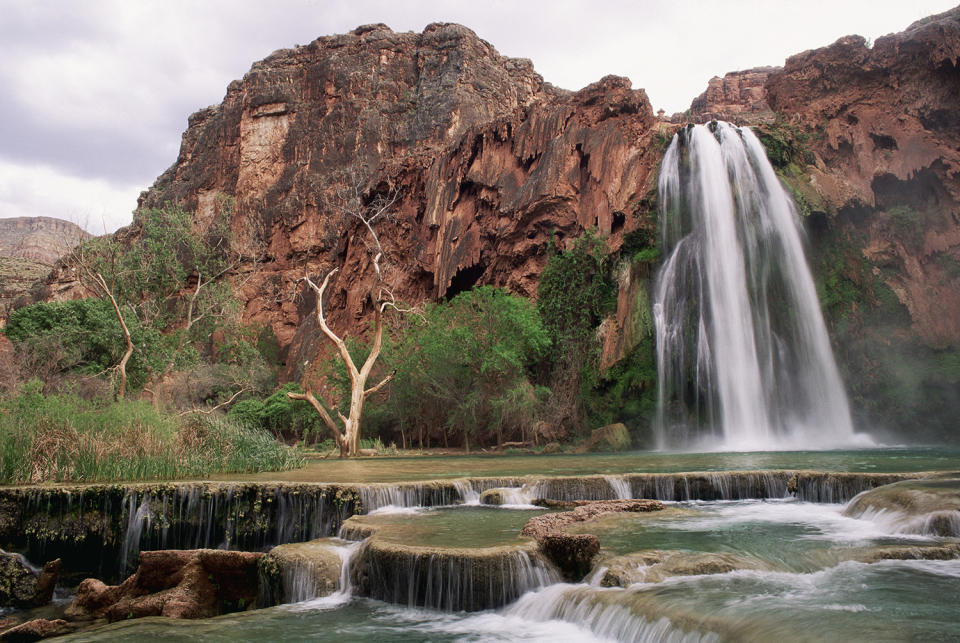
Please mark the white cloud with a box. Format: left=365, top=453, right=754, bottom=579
left=0, top=0, right=956, bottom=232
left=0, top=160, right=140, bottom=234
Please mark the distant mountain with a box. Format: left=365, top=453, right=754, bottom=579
left=0, top=217, right=90, bottom=321
left=0, top=216, right=90, bottom=265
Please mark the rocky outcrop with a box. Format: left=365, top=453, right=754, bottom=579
left=64, top=549, right=262, bottom=622
left=37, top=23, right=661, bottom=373
left=0, top=217, right=87, bottom=322
left=521, top=499, right=663, bottom=580
left=521, top=499, right=664, bottom=541
left=686, top=67, right=777, bottom=124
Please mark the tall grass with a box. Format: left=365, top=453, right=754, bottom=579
left=0, top=385, right=303, bottom=484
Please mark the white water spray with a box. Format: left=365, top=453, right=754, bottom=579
left=654, top=122, right=868, bottom=451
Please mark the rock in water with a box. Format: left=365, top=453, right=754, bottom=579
left=65, top=549, right=262, bottom=622
left=0, top=553, right=60, bottom=608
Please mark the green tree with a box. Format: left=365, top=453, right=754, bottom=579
left=386, top=286, right=550, bottom=450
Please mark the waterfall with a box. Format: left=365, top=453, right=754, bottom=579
left=654, top=121, right=867, bottom=451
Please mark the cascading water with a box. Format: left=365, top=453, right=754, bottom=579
left=654, top=121, right=868, bottom=451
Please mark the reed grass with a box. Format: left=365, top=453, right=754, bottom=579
left=0, top=387, right=304, bottom=484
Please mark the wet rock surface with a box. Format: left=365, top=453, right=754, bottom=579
left=843, top=474, right=960, bottom=536
left=259, top=539, right=343, bottom=605
left=598, top=550, right=768, bottom=587
left=0, top=618, right=73, bottom=642
left=64, top=549, right=262, bottom=623
left=0, top=554, right=59, bottom=609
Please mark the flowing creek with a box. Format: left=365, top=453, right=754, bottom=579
left=0, top=449, right=951, bottom=641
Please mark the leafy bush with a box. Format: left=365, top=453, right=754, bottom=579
left=4, top=299, right=168, bottom=391
left=227, top=383, right=324, bottom=442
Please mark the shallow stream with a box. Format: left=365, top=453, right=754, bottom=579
left=55, top=455, right=960, bottom=642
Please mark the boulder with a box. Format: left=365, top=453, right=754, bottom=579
left=586, top=423, right=631, bottom=452
left=479, top=489, right=505, bottom=506
left=0, top=553, right=60, bottom=608
left=64, top=549, right=262, bottom=623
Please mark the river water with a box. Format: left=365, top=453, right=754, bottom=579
left=58, top=460, right=960, bottom=642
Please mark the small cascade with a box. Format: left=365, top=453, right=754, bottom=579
left=842, top=476, right=960, bottom=537
left=654, top=121, right=864, bottom=451
left=353, top=540, right=560, bottom=611
left=358, top=479, right=516, bottom=512
left=266, top=539, right=361, bottom=605
left=505, top=584, right=717, bottom=642
left=605, top=475, right=633, bottom=499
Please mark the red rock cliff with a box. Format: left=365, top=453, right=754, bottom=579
left=764, top=8, right=960, bottom=347
left=130, top=23, right=661, bottom=372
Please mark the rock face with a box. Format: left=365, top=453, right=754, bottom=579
left=0, top=218, right=89, bottom=266
left=0, top=217, right=88, bottom=322
left=686, top=67, right=777, bottom=123
left=764, top=9, right=960, bottom=349
left=102, top=22, right=661, bottom=372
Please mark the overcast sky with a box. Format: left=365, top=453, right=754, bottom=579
left=1, top=0, right=955, bottom=234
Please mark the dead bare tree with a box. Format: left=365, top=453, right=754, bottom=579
left=72, top=238, right=135, bottom=400
left=288, top=177, right=402, bottom=457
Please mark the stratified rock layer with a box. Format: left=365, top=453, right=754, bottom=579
left=0, top=218, right=89, bottom=266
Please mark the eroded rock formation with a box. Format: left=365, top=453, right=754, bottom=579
left=686, top=66, right=777, bottom=124
left=46, top=23, right=662, bottom=374
left=0, top=218, right=89, bottom=266
left=65, top=549, right=262, bottom=622
left=764, top=9, right=960, bottom=349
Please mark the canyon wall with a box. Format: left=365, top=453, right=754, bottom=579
left=33, top=10, right=960, bottom=438
left=114, top=23, right=662, bottom=374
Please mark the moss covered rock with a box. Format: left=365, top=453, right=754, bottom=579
left=260, top=539, right=343, bottom=604
left=0, top=554, right=59, bottom=608
left=587, top=423, right=631, bottom=452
